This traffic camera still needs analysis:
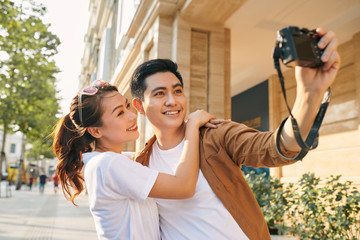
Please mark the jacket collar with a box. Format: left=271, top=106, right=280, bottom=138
left=134, top=134, right=157, bottom=166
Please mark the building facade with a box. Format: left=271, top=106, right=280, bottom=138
left=80, top=0, right=360, bottom=186
left=0, top=131, right=24, bottom=179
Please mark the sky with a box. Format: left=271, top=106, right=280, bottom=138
left=40, top=0, right=90, bottom=116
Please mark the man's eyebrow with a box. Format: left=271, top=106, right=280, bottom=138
left=173, top=83, right=182, bottom=88
left=112, top=99, right=128, bottom=114
left=150, top=86, right=166, bottom=94
left=150, top=84, right=183, bottom=94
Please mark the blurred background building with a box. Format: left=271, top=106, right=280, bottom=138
left=0, top=131, right=23, bottom=181
left=79, top=0, right=360, bottom=186
left=0, top=130, right=56, bottom=183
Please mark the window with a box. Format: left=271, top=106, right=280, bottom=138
left=10, top=143, right=16, bottom=154
left=97, top=28, right=111, bottom=81
left=116, top=0, right=139, bottom=47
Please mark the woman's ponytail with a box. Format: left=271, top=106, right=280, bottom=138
left=53, top=114, right=92, bottom=205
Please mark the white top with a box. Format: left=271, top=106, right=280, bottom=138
left=149, top=139, right=249, bottom=240
left=82, top=151, right=160, bottom=240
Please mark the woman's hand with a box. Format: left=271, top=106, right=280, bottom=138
left=186, top=110, right=216, bottom=129
left=203, top=118, right=231, bottom=129
left=186, top=110, right=230, bottom=129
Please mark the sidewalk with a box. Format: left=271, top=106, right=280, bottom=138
left=0, top=181, right=298, bottom=240
left=0, top=181, right=97, bottom=240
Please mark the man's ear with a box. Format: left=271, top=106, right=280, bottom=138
left=132, top=98, right=145, bottom=115
left=87, top=127, right=102, bottom=139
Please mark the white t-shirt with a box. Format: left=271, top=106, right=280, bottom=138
left=82, top=151, right=160, bottom=240
left=149, top=139, right=249, bottom=240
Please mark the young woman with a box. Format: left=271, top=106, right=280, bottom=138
left=53, top=80, right=218, bottom=240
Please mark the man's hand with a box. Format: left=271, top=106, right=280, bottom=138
left=281, top=28, right=341, bottom=152
left=295, top=28, right=341, bottom=96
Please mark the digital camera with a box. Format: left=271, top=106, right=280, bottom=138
left=276, top=26, right=324, bottom=68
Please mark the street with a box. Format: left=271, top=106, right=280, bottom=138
left=0, top=181, right=97, bottom=240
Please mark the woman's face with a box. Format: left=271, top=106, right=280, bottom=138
left=95, top=91, right=139, bottom=152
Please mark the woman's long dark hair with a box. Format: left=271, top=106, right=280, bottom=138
left=53, top=83, right=117, bottom=205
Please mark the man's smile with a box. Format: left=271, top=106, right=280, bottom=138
left=163, top=109, right=181, bottom=116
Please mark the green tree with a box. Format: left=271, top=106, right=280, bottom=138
left=0, top=0, right=21, bottom=182
left=0, top=0, right=61, bottom=188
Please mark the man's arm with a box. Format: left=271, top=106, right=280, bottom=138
left=203, top=121, right=295, bottom=168
left=280, top=28, right=340, bottom=152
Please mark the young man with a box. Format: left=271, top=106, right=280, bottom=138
left=131, top=28, right=340, bottom=239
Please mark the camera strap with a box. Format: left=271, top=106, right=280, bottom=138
left=273, top=45, right=330, bottom=161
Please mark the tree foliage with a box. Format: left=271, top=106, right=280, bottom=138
left=0, top=0, right=61, bottom=160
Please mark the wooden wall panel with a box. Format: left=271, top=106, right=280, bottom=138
left=190, top=30, right=209, bottom=112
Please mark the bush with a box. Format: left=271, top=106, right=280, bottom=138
left=287, top=173, right=360, bottom=239
left=244, top=172, right=289, bottom=234
left=245, top=172, right=360, bottom=239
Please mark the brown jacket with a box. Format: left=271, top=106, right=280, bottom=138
left=134, top=121, right=297, bottom=240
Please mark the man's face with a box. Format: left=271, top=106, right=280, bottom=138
left=141, top=72, right=187, bottom=131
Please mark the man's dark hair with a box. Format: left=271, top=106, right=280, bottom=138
left=130, top=58, right=183, bottom=101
